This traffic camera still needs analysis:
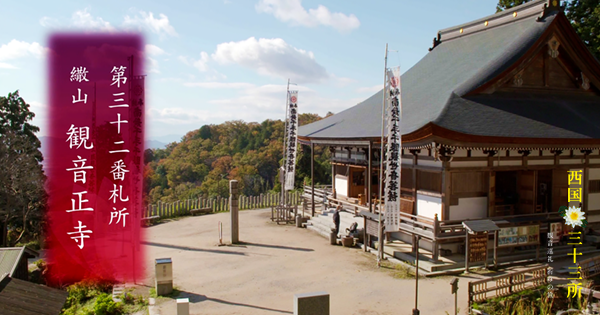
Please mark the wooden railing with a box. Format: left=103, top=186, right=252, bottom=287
left=468, top=265, right=548, bottom=311
left=578, top=256, right=600, bottom=279
left=143, top=191, right=302, bottom=219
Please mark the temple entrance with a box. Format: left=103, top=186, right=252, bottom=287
left=537, top=170, right=552, bottom=213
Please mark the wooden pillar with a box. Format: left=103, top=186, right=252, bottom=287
left=363, top=216, right=368, bottom=252
left=441, top=161, right=451, bottom=221
left=311, top=142, right=315, bottom=217
left=332, top=161, right=336, bottom=199
left=584, top=151, right=591, bottom=213
left=433, top=214, right=439, bottom=262
left=465, top=233, right=470, bottom=273
left=494, top=230, right=498, bottom=269
left=368, top=142, right=372, bottom=213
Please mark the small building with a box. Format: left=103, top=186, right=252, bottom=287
left=298, top=0, right=600, bottom=265
left=0, top=274, right=68, bottom=315
left=0, top=246, right=39, bottom=281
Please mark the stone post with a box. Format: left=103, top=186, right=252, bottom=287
left=230, top=180, right=239, bottom=244
left=294, top=292, right=329, bottom=315
left=177, top=298, right=189, bottom=315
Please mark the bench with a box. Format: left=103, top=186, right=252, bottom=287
left=190, top=207, right=212, bottom=216
left=141, top=215, right=160, bottom=226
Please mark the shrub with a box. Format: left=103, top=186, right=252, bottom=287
left=93, top=293, right=122, bottom=315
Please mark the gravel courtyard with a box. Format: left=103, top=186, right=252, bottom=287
left=140, top=208, right=473, bottom=315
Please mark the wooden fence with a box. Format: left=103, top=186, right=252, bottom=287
left=578, top=256, right=600, bottom=279
left=468, top=265, right=548, bottom=311
left=144, top=191, right=302, bottom=219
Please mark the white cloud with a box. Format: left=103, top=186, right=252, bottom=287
left=71, top=8, right=115, bottom=31
left=179, top=52, right=209, bottom=72
left=123, top=11, right=178, bottom=38
left=145, top=44, right=167, bottom=56
left=145, top=45, right=167, bottom=73
left=147, top=83, right=362, bottom=136
left=0, top=40, right=48, bottom=69
left=211, top=37, right=328, bottom=83
left=256, top=0, right=360, bottom=32
left=39, top=17, right=60, bottom=28
left=357, top=85, right=382, bottom=93
left=148, top=57, right=160, bottom=73
left=184, top=82, right=255, bottom=89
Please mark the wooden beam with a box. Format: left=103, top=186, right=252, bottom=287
left=448, top=163, right=592, bottom=172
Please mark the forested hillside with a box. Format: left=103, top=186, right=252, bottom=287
left=144, top=113, right=333, bottom=204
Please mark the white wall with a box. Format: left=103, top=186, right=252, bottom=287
left=335, top=176, right=348, bottom=197
left=589, top=169, right=600, bottom=180
left=589, top=193, right=600, bottom=211
left=416, top=193, right=442, bottom=219
left=449, top=197, right=488, bottom=221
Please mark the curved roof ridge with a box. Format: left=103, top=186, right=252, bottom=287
left=433, top=0, right=560, bottom=47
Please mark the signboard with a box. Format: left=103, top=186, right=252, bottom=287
left=45, top=34, right=145, bottom=285
left=284, top=91, right=298, bottom=191
left=550, top=222, right=563, bottom=243
left=468, top=233, right=488, bottom=263
left=498, top=225, right=540, bottom=247
left=366, top=219, right=380, bottom=237
left=383, top=66, right=401, bottom=232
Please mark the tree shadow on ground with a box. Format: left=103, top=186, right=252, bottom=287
left=171, top=291, right=293, bottom=313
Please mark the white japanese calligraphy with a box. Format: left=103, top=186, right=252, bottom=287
left=110, top=160, right=129, bottom=181
left=109, top=207, right=129, bottom=227
left=109, top=184, right=129, bottom=203
left=72, top=88, right=88, bottom=104
left=70, top=66, right=89, bottom=83
left=66, top=125, right=94, bottom=149
left=67, top=221, right=92, bottom=249
left=66, top=191, right=94, bottom=213
left=66, top=156, right=93, bottom=184
left=111, top=66, right=127, bottom=88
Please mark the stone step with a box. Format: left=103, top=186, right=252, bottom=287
left=112, top=284, right=125, bottom=302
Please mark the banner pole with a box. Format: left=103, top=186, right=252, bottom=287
left=378, top=44, right=388, bottom=267
left=282, top=79, right=290, bottom=205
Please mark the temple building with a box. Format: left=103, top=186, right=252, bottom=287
left=298, top=0, right=600, bottom=268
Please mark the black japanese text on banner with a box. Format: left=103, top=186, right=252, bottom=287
left=384, top=67, right=401, bottom=231
left=285, top=91, right=299, bottom=191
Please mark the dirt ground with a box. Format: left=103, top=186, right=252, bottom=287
left=140, top=208, right=475, bottom=315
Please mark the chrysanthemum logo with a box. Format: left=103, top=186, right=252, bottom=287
left=559, top=206, right=587, bottom=228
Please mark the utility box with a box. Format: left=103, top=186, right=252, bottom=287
left=155, top=258, right=173, bottom=296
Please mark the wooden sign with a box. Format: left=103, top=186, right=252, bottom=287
left=468, top=233, right=488, bottom=263
left=366, top=219, right=379, bottom=237
left=498, top=225, right=540, bottom=247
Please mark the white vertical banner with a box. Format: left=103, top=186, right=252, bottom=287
left=285, top=91, right=299, bottom=191
left=384, top=67, right=401, bottom=231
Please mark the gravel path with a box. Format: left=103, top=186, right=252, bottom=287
left=140, top=208, right=484, bottom=315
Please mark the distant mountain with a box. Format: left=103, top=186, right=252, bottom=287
left=151, top=134, right=184, bottom=144
left=145, top=140, right=167, bottom=150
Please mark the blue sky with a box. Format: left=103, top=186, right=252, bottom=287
left=0, top=0, right=498, bottom=141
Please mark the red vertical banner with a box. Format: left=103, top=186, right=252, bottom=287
left=45, top=34, right=145, bottom=285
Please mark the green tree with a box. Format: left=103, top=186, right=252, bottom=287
left=0, top=91, right=45, bottom=246
left=496, top=1, right=600, bottom=60
left=566, top=0, right=600, bottom=60
left=496, top=0, right=530, bottom=12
